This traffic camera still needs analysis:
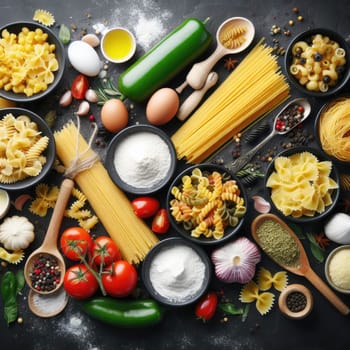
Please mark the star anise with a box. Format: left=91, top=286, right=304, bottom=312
left=224, top=57, right=239, bottom=71
left=312, top=232, right=331, bottom=249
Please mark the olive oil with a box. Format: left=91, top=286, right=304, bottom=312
left=102, top=28, right=135, bottom=62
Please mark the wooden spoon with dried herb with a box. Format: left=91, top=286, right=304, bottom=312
left=251, top=213, right=350, bottom=316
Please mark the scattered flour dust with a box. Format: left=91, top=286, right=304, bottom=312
left=95, top=0, right=173, bottom=50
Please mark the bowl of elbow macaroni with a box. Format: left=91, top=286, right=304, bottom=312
left=0, top=21, right=65, bottom=102
left=284, top=28, right=350, bottom=97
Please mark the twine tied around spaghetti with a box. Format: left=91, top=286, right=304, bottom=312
left=64, top=116, right=99, bottom=179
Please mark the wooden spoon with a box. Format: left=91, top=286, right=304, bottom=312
left=24, top=178, right=74, bottom=295
left=251, top=213, right=350, bottom=315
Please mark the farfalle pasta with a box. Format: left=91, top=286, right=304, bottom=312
left=266, top=151, right=338, bottom=218
left=169, top=167, right=246, bottom=240
left=0, top=113, right=49, bottom=183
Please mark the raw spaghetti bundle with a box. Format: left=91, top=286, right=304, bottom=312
left=318, top=97, right=350, bottom=162
left=54, top=122, right=159, bottom=264
left=172, top=41, right=290, bottom=163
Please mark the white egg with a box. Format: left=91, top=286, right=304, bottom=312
left=68, top=40, right=102, bottom=77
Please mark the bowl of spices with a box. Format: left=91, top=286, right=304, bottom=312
left=166, top=164, right=248, bottom=245
left=284, top=28, right=350, bottom=97
left=325, top=245, right=350, bottom=294
left=141, top=237, right=212, bottom=306
left=265, top=146, right=340, bottom=223
left=278, top=284, right=313, bottom=319
left=105, top=124, right=177, bottom=195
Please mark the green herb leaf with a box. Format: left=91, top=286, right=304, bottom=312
left=288, top=223, right=305, bottom=239
left=15, top=270, right=25, bottom=295
left=241, top=304, right=250, bottom=322
left=59, top=24, right=71, bottom=44
left=4, top=302, right=18, bottom=325
left=218, top=303, right=244, bottom=315
left=306, top=232, right=326, bottom=263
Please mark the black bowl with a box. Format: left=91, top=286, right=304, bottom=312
left=265, top=146, right=340, bottom=223
left=141, top=237, right=212, bottom=306
left=0, top=21, right=65, bottom=102
left=284, top=28, right=350, bottom=98
left=105, top=124, right=177, bottom=195
left=0, top=108, right=56, bottom=191
left=166, top=163, right=248, bottom=245
left=315, top=95, right=350, bottom=165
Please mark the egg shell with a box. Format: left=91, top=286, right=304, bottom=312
left=68, top=40, right=102, bottom=77
left=146, top=88, right=179, bottom=125
left=81, top=33, right=100, bottom=48
left=101, top=99, right=129, bottom=133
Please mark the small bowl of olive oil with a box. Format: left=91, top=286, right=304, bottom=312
left=101, top=27, right=136, bottom=63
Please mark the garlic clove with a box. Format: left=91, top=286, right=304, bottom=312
left=59, top=90, right=73, bottom=107
left=211, top=236, right=261, bottom=284
left=76, top=100, right=90, bottom=116
left=252, top=195, right=271, bottom=214
left=85, top=88, right=99, bottom=103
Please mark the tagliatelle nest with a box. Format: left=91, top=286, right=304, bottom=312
left=239, top=281, right=275, bottom=315
left=257, top=267, right=288, bottom=292
left=0, top=247, right=24, bottom=264
left=33, top=9, right=55, bottom=27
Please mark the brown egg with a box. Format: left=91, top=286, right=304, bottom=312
left=146, top=88, right=179, bottom=125
left=101, top=98, right=129, bottom=133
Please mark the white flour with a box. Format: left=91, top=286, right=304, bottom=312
left=113, top=131, right=172, bottom=189
left=96, top=0, right=173, bottom=50
left=149, top=244, right=206, bottom=302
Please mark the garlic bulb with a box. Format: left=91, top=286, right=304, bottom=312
left=324, top=212, right=350, bottom=244
left=211, top=236, right=261, bottom=284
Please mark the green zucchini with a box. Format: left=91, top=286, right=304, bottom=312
left=79, top=297, right=164, bottom=327
left=118, top=18, right=212, bottom=102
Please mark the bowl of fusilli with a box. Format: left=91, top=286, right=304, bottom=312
left=284, top=28, right=350, bottom=97
left=166, top=163, right=248, bottom=245
left=0, top=107, right=56, bottom=191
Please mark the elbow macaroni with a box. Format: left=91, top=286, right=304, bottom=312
left=289, top=34, right=346, bottom=92
left=0, top=26, right=59, bottom=96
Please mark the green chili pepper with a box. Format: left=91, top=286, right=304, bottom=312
left=118, top=18, right=212, bottom=102
left=79, top=297, right=164, bottom=327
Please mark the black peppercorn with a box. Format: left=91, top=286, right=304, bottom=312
left=286, top=291, right=307, bottom=312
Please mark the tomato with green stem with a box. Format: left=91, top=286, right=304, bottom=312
left=63, top=264, right=99, bottom=299
left=195, top=291, right=218, bottom=321
left=91, top=236, right=120, bottom=266
left=60, top=227, right=93, bottom=261
left=71, top=74, right=89, bottom=99
left=102, top=260, right=138, bottom=297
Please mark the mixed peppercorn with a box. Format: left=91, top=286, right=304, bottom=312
left=29, top=254, right=61, bottom=292
left=275, top=103, right=305, bottom=132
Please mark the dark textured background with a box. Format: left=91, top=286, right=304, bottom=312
left=0, top=0, right=349, bottom=349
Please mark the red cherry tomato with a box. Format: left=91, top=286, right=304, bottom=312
left=151, top=208, right=170, bottom=234
left=63, top=264, right=98, bottom=299
left=91, top=236, right=120, bottom=266
left=131, top=197, right=160, bottom=219
left=60, top=227, right=93, bottom=261
left=102, top=260, right=138, bottom=297
left=71, top=74, right=89, bottom=99
left=195, top=291, right=218, bottom=321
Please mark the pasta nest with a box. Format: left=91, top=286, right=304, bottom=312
left=33, top=9, right=56, bottom=27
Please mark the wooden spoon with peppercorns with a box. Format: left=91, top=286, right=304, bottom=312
left=230, top=97, right=311, bottom=174
left=24, top=178, right=74, bottom=295
left=251, top=213, right=350, bottom=316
